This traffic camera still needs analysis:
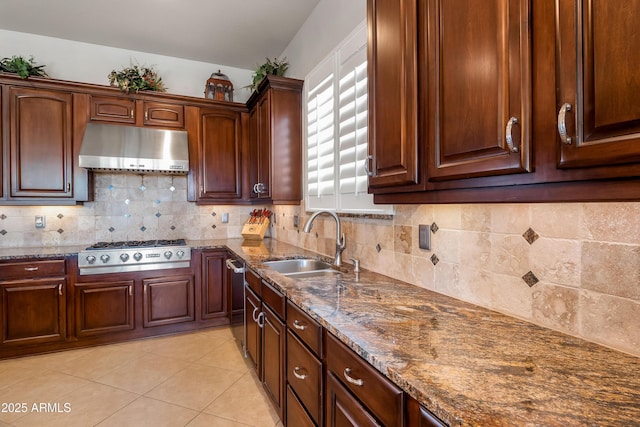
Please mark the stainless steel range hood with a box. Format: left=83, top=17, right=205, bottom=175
left=79, top=123, right=189, bottom=174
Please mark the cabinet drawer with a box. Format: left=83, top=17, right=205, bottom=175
left=287, top=386, right=316, bottom=427
left=287, top=300, right=322, bottom=357
left=0, top=259, right=66, bottom=280
left=261, top=280, right=285, bottom=319
left=325, top=331, right=404, bottom=427
left=245, top=269, right=262, bottom=296
left=287, top=331, right=322, bottom=425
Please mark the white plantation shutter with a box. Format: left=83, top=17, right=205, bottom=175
left=304, top=21, right=393, bottom=214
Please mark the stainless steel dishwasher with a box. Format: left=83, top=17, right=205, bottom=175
left=225, top=257, right=246, bottom=357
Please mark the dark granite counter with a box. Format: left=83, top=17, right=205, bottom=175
left=4, top=238, right=639, bottom=426
left=219, top=238, right=640, bottom=427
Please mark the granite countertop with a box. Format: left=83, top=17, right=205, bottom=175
left=220, top=239, right=640, bottom=427
left=5, top=239, right=640, bottom=425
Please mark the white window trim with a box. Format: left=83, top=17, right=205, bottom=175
left=304, top=20, right=394, bottom=215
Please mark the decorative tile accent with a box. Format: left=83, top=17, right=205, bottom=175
left=170, top=225, right=176, bottom=231
left=155, top=199, right=161, bottom=205
left=57, top=213, right=64, bottom=219
left=315, top=232, right=319, bottom=238
left=108, top=184, right=115, bottom=191
left=140, top=226, right=146, bottom=232
left=124, top=213, right=131, bottom=218
left=522, top=271, right=540, bottom=287
left=155, top=212, right=162, bottom=218
left=57, top=228, right=64, bottom=234
left=376, top=243, right=382, bottom=253
left=211, top=224, right=217, bottom=229
left=211, top=211, right=217, bottom=217
left=430, top=254, right=440, bottom=265
left=125, top=199, right=130, bottom=205
left=0, top=214, right=6, bottom=220
left=430, top=222, right=439, bottom=234
left=0, top=229, right=6, bottom=236
left=522, top=228, right=540, bottom=245
left=109, top=227, right=115, bottom=233
left=139, top=184, right=146, bottom=191
left=170, top=185, right=176, bottom=192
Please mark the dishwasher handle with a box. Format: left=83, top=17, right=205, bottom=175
left=226, top=258, right=245, bottom=274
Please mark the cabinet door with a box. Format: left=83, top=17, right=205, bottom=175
left=426, top=0, right=532, bottom=181
left=198, top=108, right=243, bottom=201
left=1, top=279, right=66, bottom=346
left=556, top=0, right=640, bottom=168
left=143, top=101, right=184, bottom=128
left=8, top=87, right=74, bottom=198
left=201, top=251, right=228, bottom=320
left=326, top=372, right=381, bottom=427
left=142, top=275, right=194, bottom=327
left=90, top=95, right=136, bottom=123
left=74, top=280, right=135, bottom=337
left=367, top=0, right=420, bottom=189
left=248, top=92, right=272, bottom=199
left=245, top=286, right=262, bottom=374
left=262, top=304, right=285, bottom=421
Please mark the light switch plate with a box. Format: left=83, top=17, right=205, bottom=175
left=221, top=213, right=229, bottom=223
left=35, top=216, right=46, bottom=229
left=419, top=224, right=430, bottom=250
left=293, top=215, right=299, bottom=228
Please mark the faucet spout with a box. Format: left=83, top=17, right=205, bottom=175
left=303, top=210, right=346, bottom=267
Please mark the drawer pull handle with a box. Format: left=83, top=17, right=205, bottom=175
left=505, top=116, right=520, bottom=153
left=558, top=102, right=573, bottom=145
left=293, top=366, right=308, bottom=380
left=293, top=319, right=307, bottom=330
left=343, top=368, right=364, bottom=387
left=252, top=307, right=260, bottom=322
left=257, top=312, right=265, bottom=328
left=58, top=284, right=63, bottom=296
left=24, top=267, right=39, bottom=271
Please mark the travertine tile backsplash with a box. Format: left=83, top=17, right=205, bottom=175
left=272, top=202, right=640, bottom=357
left=0, top=174, right=254, bottom=247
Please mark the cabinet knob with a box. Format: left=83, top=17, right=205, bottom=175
left=505, top=117, right=520, bottom=153
left=557, top=103, right=573, bottom=145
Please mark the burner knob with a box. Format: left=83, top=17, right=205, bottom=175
left=100, top=254, right=110, bottom=264
left=164, top=251, right=173, bottom=260
left=176, top=250, right=185, bottom=259
left=120, top=253, right=130, bottom=262
left=133, top=252, right=143, bottom=262
left=86, top=255, right=96, bottom=265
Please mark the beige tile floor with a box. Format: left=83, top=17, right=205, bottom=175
left=0, top=327, right=283, bottom=427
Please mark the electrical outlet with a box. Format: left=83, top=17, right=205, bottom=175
left=35, top=216, right=46, bottom=229
left=221, top=213, right=229, bottom=223
left=293, top=215, right=299, bottom=228
left=419, top=224, right=431, bottom=250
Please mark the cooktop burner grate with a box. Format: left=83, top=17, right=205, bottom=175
left=86, top=239, right=187, bottom=250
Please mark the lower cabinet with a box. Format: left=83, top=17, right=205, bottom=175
left=406, top=396, right=446, bottom=427
left=244, top=269, right=286, bottom=422
left=200, top=250, right=228, bottom=321
left=142, top=275, right=195, bottom=327
left=0, top=278, right=66, bottom=346
left=74, top=280, right=135, bottom=337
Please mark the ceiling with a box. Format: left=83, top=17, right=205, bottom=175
left=0, top=0, right=321, bottom=70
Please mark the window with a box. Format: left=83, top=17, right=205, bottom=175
left=305, top=22, right=393, bottom=214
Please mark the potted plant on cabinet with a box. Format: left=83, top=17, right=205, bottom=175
left=0, top=55, right=48, bottom=79
left=249, top=57, right=289, bottom=92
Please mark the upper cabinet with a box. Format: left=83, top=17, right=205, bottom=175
left=5, top=86, right=74, bottom=200
left=246, top=76, right=303, bottom=205
left=188, top=106, right=244, bottom=203
left=425, top=0, right=532, bottom=181
left=369, top=0, right=640, bottom=203
left=90, top=95, right=184, bottom=128
left=555, top=0, right=640, bottom=169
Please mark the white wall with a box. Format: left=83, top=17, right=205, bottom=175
left=280, top=0, right=366, bottom=78
left=0, top=29, right=255, bottom=102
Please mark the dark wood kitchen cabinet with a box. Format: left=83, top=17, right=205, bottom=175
left=244, top=269, right=286, bottom=422
left=555, top=0, right=640, bottom=169
left=188, top=107, right=244, bottom=203
left=246, top=75, right=303, bottom=204
left=74, top=280, right=135, bottom=337
left=406, top=396, right=446, bottom=427
left=89, top=95, right=185, bottom=128
left=200, top=250, right=228, bottom=321
left=0, top=259, right=67, bottom=347
left=142, top=274, right=195, bottom=327
left=5, top=86, right=75, bottom=200
left=325, top=331, right=404, bottom=427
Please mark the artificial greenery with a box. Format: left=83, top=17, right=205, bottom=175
left=0, top=55, right=48, bottom=79
left=108, top=64, right=166, bottom=94
left=250, top=57, right=289, bottom=91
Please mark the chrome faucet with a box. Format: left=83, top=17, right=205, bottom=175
left=303, top=210, right=346, bottom=267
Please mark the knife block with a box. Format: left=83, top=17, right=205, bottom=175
left=241, top=218, right=270, bottom=240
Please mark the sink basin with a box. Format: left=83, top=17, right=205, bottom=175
left=264, top=258, right=334, bottom=275
left=284, top=269, right=340, bottom=278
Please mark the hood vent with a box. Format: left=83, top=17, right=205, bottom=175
left=79, top=123, right=189, bottom=174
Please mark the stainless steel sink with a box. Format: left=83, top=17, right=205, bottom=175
left=263, top=258, right=334, bottom=276
left=284, top=269, right=340, bottom=278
